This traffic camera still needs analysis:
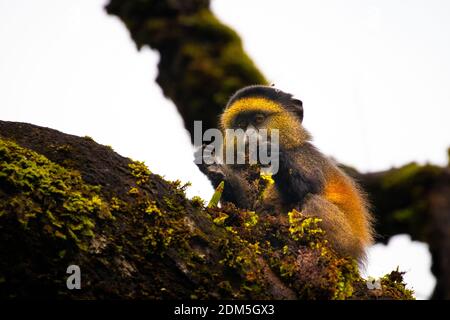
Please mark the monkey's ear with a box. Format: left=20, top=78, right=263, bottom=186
left=290, top=99, right=304, bottom=122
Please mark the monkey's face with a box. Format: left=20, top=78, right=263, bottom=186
left=221, top=96, right=310, bottom=150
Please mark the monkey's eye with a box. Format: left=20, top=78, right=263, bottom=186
left=254, top=113, right=266, bottom=125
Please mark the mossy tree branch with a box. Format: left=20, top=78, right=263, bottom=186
left=105, top=0, right=266, bottom=142
left=347, top=163, right=450, bottom=299
left=0, top=121, right=412, bottom=299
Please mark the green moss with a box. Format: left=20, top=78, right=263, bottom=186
left=217, top=281, right=233, bottom=295
left=127, top=187, right=139, bottom=196
left=110, top=196, right=127, bottom=212
left=278, top=258, right=297, bottom=278
left=128, top=160, right=152, bottom=185
left=380, top=270, right=415, bottom=300
left=139, top=191, right=191, bottom=255
left=218, top=235, right=264, bottom=294
left=288, top=209, right=325, bottom=244
left=381, top=162, right=440, bottom=190
left=240, top=211, right=258, bottom=228
left=169, top=180, right=192, bottom=197
left=225, top=226, right=238, bottom=235
left=212, top=212, right=229, bottom=226
left=163, top=196, right=184, bottom=212
left=142, top=224, right=175, bottom=252
left=191, top=196, right=206, bottom=208
left=0, top=139, right=113, bottom=251
left=145, top=200, right=163, bottom=216
left=332, top=259, right=359, bottom=299
left=258, top=172, right=275, bottom=201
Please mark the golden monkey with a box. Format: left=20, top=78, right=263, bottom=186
left=196, top=85, right=374, bottom=261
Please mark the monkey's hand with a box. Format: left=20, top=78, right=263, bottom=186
left=194, top=144, right=226, bottom=185
left=194, top=144, right=254, bottom=209
left=273, top=148, right=324, bottom=205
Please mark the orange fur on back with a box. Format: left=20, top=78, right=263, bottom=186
left=323, top=169, right=373, bottom=246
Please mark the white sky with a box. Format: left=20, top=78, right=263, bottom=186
left=0, top=0, right=445, bottom=299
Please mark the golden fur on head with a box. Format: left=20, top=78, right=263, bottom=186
left=220, top=97, right=311, bottom=149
